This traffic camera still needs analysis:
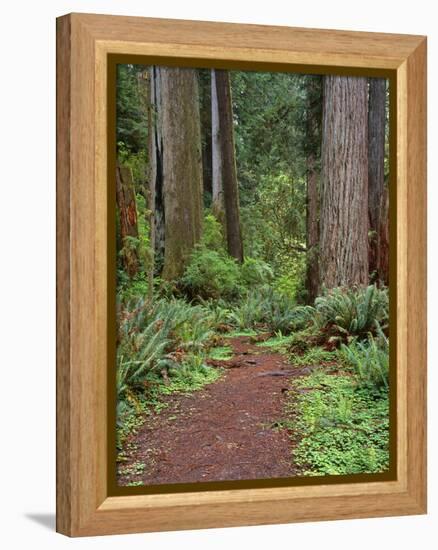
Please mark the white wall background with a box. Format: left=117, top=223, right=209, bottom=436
left=0, top=0, right=435, bottom=547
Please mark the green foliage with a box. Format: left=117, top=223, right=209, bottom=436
left=273, top=268, right=306, bottom=302
left=224, top=329, right=258, bottom=338
left=256, top=332, right=295, bottom=351
left=161, top=356, right=222, bottom=394
left=180, top=246, right=243, bottom=301
left=289, top=346, right=338, bottom=366
left=285, top=325, right=322, bottom=355
left=339, top=324, right=389, bottom=389
left=119, top=461, right=146, bottom=477
left=228, top=286, right=306, bottom=334
left=116, top=193, right=153, bottom=301
left=117, top=318, right=169, bottom=397
left=198, top=298, right=233, bottom=329
left=240, top=257, right=274, bottom=286
left=117, top=274, right=149, bottom=303
left=116, top=64, right=148, bottom=155
left=231, top=71, right=306, bottom=194
left=202, top=213, right=226, bottom=251
left=286, top=370, right=389, bottom=475
left=117, top=297, right=218, bottom=397
left=118, top=143, right=148, bottom=192
left=116, top=296, right=225, bottom=449
left=114, top=66, right=391, bottom=481
left=239, top=173, right=307, bottom=296
left=308, top=284, right=389, bottom=343
left=209, top=345, right=234, bottom=361
left=257, top=173, right=306, bottom=260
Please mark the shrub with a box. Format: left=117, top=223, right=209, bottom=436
left=116, top=296, right=224, bottom=448
left=117, top=317, right=170, bottom=397
left=240, top=257, right=274, bottom=287
left=117, top=146, right=148, bottom=188
left=117, top=275, right=150, bottom=303
left=116, top=297, right=218, bottom=400
left=228, top=285, right=307, bottom=334
left=227, top=290, right=266, bottom=329
left=310, top=284, right=388, bottom=342
left=202, top=213, right=226, bottom=251
left=162, top=354, right=222, bottom=394
left=339, top=323, right=389, bottom=389
left=180, top=246, right=243, bottom=301
left=197, top=298, right=233, bottom=330
left=273, top=256, right=307, bottom=302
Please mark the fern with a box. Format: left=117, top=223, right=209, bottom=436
left=339, top=322, right=389, bottom=389
left=309, top=285, right=388, bottom=340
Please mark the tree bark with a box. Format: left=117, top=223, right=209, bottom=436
left=116, top=163, right=139, bottom=278
left=199, top=69, right=213, bottom=197
left=211, top=69, right=226, bottom=234
left=213, top=69, right=244, bottom=262
left=149, top=66, right=204, bottom=281
left=320, top=76, right=369, bottom=288
left=149, top=66, right=165, bottom=272
left=368, top=77, right=389, bottom=286
left=305, top=76, right=322, bottom=303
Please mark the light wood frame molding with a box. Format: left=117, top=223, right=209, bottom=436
left=56, top=12, right=427, bottom=536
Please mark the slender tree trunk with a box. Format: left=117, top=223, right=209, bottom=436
left=320, top=76, right=369, bottom=288
left=146, top=73, right=154, bottom=302
left=305, top=76, right=322, bottom=303
left=137, top=68, right=151, bottom=200
left=368, top=77, right=389, bottom=286
left=149, top=66, right=165, bottom=272
left=213, top=69, right=244, bottom=262
left=199, top=69, right=213, bottom=197
left=149, top=66, right=204, bottom=280
left=116, top=163, right=139, bottom=277
left=211, top=69, right=226, bottom=234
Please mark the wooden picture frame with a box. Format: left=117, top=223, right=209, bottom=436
left=56, top=13, right=427, bottom=536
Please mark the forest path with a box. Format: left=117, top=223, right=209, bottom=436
left=118, top=336, right=311, bottom=486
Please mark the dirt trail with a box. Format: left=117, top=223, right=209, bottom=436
left=118, top=336, right=308, bottom=486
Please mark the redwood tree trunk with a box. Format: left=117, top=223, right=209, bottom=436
left=199, top=70, right=213, bottom=197
left=213, top=69, right=244, bottom=262
left=211, top=69, right=226, bottom=233
left=305, top=76, right=322, bottom=303
left=149, top=66, right=165, bottom=271
left=116, top=163, right=139, bottom=277
left=368, top=77, right=389, bottom=286
left=149, top=66, right=204, bottom=280
left=320, top=75, right=369, bottom=288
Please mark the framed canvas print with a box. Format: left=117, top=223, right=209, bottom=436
left=56, top=13, right=427, bottom=536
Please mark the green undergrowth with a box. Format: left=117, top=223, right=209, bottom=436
left=116, top=362, right=222, bottom=452
left=256, top=333, right=295, bottom=352
left=159, top=363, right=222, bottom=394
left=289, top=346, right=338, bottom=367
left=208, top=345, right=234, bottom=361
left=284, top=369, right=389, bottom=476
left=223, top=329, right=257, bottom=338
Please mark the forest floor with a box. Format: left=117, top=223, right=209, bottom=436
left=117, top=335, right=315, bottom=486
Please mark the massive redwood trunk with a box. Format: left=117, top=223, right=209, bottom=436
left=305, top=76, right=322, bottom=303
left=320, top=75, right=369, bottom=288
left=149, top=66, right=203, bottom=280
left=116, top=163, right=139, bottom=277
left=368, top=77, right=389, bottom=286
left=212, top=69, right=244, bottom=262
